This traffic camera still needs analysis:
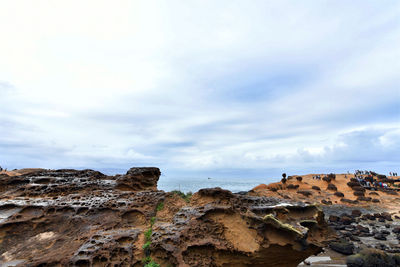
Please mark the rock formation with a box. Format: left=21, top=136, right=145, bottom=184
left=0, top=168, right=332, bottom=266
left=252, top=173, right=400, bottom=265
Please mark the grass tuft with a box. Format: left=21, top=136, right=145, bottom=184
left=144, top=228, right=152, bottom=241
left=156, top=202, right=164, bottom=212
left=171, top=190, right=193, bottom=203
left=144, top=261, right=160, bottom=267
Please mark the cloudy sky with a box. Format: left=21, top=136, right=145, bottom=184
left=0, top=1, right=399, bottom=179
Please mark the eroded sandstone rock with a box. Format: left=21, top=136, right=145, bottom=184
left=0, top=168, right=332, bottom=267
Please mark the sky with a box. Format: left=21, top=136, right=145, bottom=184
left=0, top=1, right=399, bottom=180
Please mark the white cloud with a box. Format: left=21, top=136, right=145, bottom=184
left=0, top=1, right=399, bottom=176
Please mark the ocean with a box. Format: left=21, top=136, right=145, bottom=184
left=157, top=176, right=270, bottom=193
left=98, top=168, right=275, bottom=193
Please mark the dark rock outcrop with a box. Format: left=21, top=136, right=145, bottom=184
left=287, top=184, right=299, bottom=190
left=334, top=191, right=344, bottom=197
left=311, top=185, right=321, bottom=191
left=347, top=249, right=400, bottom=267
left=297, top=190, right=312, bottom=197
left=329, top=239, right=354, bottom=255
left=327, top=184, right=337, bottom=191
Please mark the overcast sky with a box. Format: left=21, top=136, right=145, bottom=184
left=0, top=1, right=399, bottom=179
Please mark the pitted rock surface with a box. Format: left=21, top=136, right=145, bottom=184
left=0, top=169, right=332, bottom=267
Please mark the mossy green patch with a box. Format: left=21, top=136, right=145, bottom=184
left=142, top=241, right=151, bottom=250
left=144, top=228, right=152, bottom=241
left=144, top=261, right=160, bottom=267
left=156, top=202, right=164, bottom=212
left=150, top=216, right=156, bottom=226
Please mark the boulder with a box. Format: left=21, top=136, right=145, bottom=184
left=340, top=215, right=355, bottom=225
left=353, top=191, right=365, bottom=197
left=357, top=196, right=372, bottom=202
left=321, top=199, right=332, bottom=205
left=287, top=184, right=299, bottom=190
left=356, top=225, right=369, bottom=233
left=311, top=185, right=321, bottom=191
left=116, top=167, right=161, bottom=191
left=347, top=181, right=360, bottom=187
left=196, top=187, right=234, bottom=199
left=334, top=191, right=344, bottom=197
left=374, top=233, right=387, bottom=240
left=327, top=184, right=337, bottom=191
left=351, top=209, right=362, bottom=217
left=329, top=240, right=354, bottom=255
left=347, top=249, right=400, bottom=267
left=329, top=215, right=340, bottom=223
left=322, top=176, right=332, bottom=183
left=297, top=190, right=312, bottom=197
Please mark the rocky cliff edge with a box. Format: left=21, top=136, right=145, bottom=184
left=0, top=168, right=333, bottom=267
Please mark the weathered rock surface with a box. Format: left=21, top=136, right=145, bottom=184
left=346, top=248, right=400, bottom=267
left=0, top=168, right=332, bottom=267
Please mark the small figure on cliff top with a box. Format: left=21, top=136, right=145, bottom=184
left=281, top=173, right=287, bottom=184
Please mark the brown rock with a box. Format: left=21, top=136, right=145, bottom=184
left=115, top=167, right=160, bottom=191
left=0, top=168, right=334, bottom=266
left=351, top=209, right=362, bottom=217
left=340, top=215, right=355, bottom=225
left=329, top=215, right=340, bottom=222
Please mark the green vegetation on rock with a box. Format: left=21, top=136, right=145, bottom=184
left=144, top=261, right=160, bottom=267
left=150, top=216, right=156, bottom=226
left=171, top=190, right=193, bottom=203
left=156, top=202, right=164, bottom=212
left=144, top=228, right=152, bottom=240
left=142, top=241, right=151, bottom=250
